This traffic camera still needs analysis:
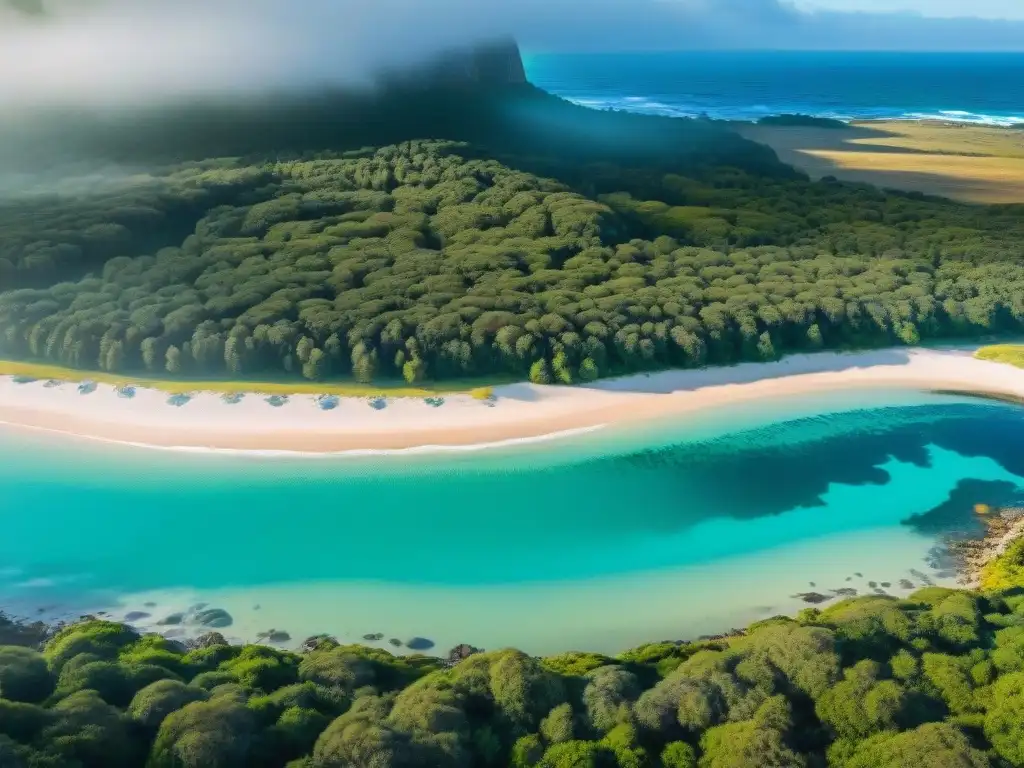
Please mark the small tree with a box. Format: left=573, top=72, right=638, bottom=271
left=529, top=359, right=552, bottom=385
left=165, top=345, right=182, bottom=375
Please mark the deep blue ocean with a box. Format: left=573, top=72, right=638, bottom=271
left=524, top=51, right=1024, bottom=125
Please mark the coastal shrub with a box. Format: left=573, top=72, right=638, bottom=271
left=698, top=696, right=805, bottom=768
left=540, top=652, right=615, bottom=678
left=984, top=672, right=1024, bottom=765
left=128, top=679, right=209, bottom=729
left=510, top=733, right=544, bottom=768
left=220, top=646, right=300, bottom=693
left=537, top=740, right=607, bottom=768
left=261, top=706, right=332, bottom=766
left=0, top=646, right=54, bottom=703
left=0, top=699, right=52, bottom=743
left=191, top=670, right=238, bottom=690
left=298, top=645, right=436, bottom=695
left=814, top=660, right=910, bottom=739
left=489, top=650, right=567, bottom=731
left=539, top=703, right=575, bottom=744
left=44, top=621, right=139, bottom=672
left=118, top=634, right=190, bottom=676
left=57, top=658, right=180, bottom=707
left=470, top=386, right=495, bottom=402
left=581, top=665, right=641, bottom=733
left=982, top=537, right=1024, bottom=591
left=41, top=690, right=138, bottom=768
left=248, top=682, right=349, bottom=725
left=829, top=723, right=990, bottom=768
left=660, top=741, right=698, bottom=768
left=149, top=698, right=256, bottom=768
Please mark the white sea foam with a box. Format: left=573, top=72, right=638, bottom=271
left=561, top=94, right=1024, bottom=126
left=0, top=416, right=606, bottom=459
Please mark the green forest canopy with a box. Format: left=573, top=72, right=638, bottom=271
left=7, top=539, right=1024, bottom=767
left=2, top=86, right=1024, bottom=387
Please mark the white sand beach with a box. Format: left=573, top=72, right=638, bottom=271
left=1, top=346, right=1022, bottom=453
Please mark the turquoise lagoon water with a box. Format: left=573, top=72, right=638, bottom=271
left=3, top=388, right=1024, bottom=654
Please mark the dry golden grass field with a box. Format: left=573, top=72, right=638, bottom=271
left=734, top=121, right=1024, bottom=204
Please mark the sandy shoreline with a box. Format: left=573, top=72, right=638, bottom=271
left=1, top=346, right=1023, bottom=454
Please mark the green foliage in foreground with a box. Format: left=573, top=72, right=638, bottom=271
left=9, top=575, right=1024, bottom=766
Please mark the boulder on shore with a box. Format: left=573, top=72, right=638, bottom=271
left=447, top=644, right=482, bottom=664
left=793, top=592, right=833, bottom=605
left=301, top=635, right=338, bottom=653
left=188, top=632, right=228, bottom=649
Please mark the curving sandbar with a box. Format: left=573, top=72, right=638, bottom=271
left=1, top=346, right=1023, bottom=454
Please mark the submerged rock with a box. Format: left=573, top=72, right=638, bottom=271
left=910, top=568, right=935, bottom=586
left=831, top=588, right=858, bottom=598
left=793, top=592, right=833, bottom=605
left=124, top=611, right=151, bottom=622
left=405, top=637, right=435, bottom=651
left=899, top=579, right=915, bottom=590
left=192, top=608, right=233, bottom=629
left=158, top=613, right=184, bottom=626
left=881, top=582, right=892, bottom=588
left=362, top=633, right=384, bottom=642
left=855, top=572, right=864, bottom=578
left=388, top=638, right=403, bottom=647
left=868, top=581, right=878, bottom=588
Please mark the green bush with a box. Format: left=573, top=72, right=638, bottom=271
left=0, top=646, right=54, bottom=703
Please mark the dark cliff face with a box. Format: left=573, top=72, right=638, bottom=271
left=383, top=38, right=528, bottom=88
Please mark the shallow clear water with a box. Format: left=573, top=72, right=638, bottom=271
left=524, top=51, right=1024, bottom=125
left=3, top=388, right=1024, bottom=654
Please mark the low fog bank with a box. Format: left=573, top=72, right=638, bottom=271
left=3, top=0, right=1024, bottom=194
left=0, top=0, right=521, bottom=110
left=7, top=0, right=1024, bottom=112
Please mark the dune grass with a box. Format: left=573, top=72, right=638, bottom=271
left=975, top=344, right=1024, bottom=369
left=0, top=359, right=516, bottom=398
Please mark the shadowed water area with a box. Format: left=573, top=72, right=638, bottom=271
left=3, top=388, right=1024, bottom=653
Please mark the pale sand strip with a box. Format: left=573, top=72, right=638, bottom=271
left=0, top=347, right=1022, bottom=453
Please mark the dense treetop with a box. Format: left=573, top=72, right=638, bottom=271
left=1, top=79, right=1023, bottom=387
left=2, top=132, right=1023, bottom=387
left=7, top=566, right=1024, bottom=766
